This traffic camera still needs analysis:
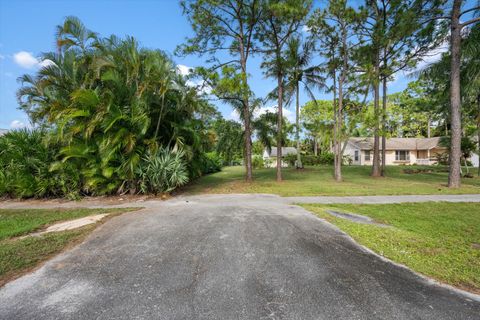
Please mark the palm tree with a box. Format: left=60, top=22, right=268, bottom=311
left=17, top=16, right=210, bottom=195
left=279, top=37, right=324, bottom=168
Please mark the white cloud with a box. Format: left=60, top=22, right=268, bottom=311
left=10, top=120, right=30, bottom=129
left=255, top=105, right=295, bottom=122
left=302, top=25, right=311, bottom=33
left=226, top=105, right=296, bottom=124
left=0, top=54, right=4, bottom=60
left=416, top=42, right=449, bottom=70
left=176, top=64, right=191, bottom=76
left=186, top=79, right=212, bottom=95
left=13, top=51, right=54, bottom=69
left=227, top=110, right=241, bottom=122
left=13, top=51, right=39, bottom=69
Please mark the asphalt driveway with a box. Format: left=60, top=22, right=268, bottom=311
left=1, top=194, right=479, bottom=319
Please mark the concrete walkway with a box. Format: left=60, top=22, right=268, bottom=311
left=284, top=193, right=480, bottom=204
left=1, top=193, right=479, bottom=210
left=1, top=194, right=479, bottom=319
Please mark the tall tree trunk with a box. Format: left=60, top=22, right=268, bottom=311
left=427, top=117, right=431, bottom=138
left=477, top=95, right=480, bottom=177
left=243, top=104, right=253, bottom=182
left=240, top=44, right=253, bottom=182
left=448, top=0, right=462, bottom=188
left=314, top=137, right=318, bottom=156
left=371, top=57, right=381, bottom=177
left=276, top=74, right=283, bottom=182
left=332, top=70, right=338, bottom=180
left=336, top=74, right=343, bottom=182
left=295, top=83, right=302, bottom=169
left=381, top=75, right=387, bottom=176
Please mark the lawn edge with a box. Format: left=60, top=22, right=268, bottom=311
left=0, top=207, right=143, bottom=287
left=299, top=205, right=480, bottom=302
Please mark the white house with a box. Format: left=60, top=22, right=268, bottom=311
left=342, top=137, right=448, bottom=166
left=263, top=147, right=297, bottom=168
left=472, top=152, right=479, bottom=168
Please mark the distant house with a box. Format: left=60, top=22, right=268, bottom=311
left=472, top=136, right=479, bottom=168
left=263, top=147, right=297, bottom=168
left=472, top=152, right=479, bottom=168
left=0, top=129, right=8, bottom=136
left=342, top=137, right=448, bottom=166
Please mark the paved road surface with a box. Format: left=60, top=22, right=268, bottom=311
left=0, top=194, right=479, bottom=319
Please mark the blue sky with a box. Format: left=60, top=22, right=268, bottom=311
left=0, top=0, right=447, bottom=130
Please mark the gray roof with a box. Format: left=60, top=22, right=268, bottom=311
left=266, top=147, right=297, bottom=157
left=348, top=137, right=446, bottom=151
left=0, top=129, right=8, bottom=136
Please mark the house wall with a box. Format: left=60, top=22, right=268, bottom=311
left=343, top=142, right=362, bottom=165
left=386, top=150, right=416, bottom=165
left=471, top=153, right=479, bottom=167
left=265, top=158, right=289, bottom=168
left=349, top=149, right=420, bottom=166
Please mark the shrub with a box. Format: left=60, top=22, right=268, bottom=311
left=284, top=154, right=297, bottom=167
left=0, top=129, right=81, bottom=199
left=204, top=152, right=223, bottom=173
left=434, top=152, right=449, bottom=165
left=137, top=148, right=189, bottom=194
left=301, top=152, right=335, bottom=166
left=342, top=155, right=353, bottom=165
left=186, top=152, right=222, bottom=179
left=252, top=155, right=265, bottom=169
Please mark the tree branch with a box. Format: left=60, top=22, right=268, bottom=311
left=460, top=16, right=480, bottom=28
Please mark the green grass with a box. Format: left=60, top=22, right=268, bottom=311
left=0, top=208, right=134, bottom=286
left=301, top=202, right=480, bottom=293
left=182, top=165, right=480, bottom=196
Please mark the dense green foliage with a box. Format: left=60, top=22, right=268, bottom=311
left=0, top=129, right=80, bottom=198
left=3, top=17, right=220, bottom=198
left=285, top=152, right=334, bottom=166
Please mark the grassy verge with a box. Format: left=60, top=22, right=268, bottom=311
left=0, top=208, right=135, bottom=286
left=182, top=165, right=480, bottom=196
left=301, top=202, right=480, bottom=293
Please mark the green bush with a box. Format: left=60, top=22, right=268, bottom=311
left=203, top=152, right=223, bottom=174
left=188, top=152, right=223, bottom=178
left=137, top=148, right=189, bottom=194
left=284, top=154, right=297, bottom=167
left=252, top=155, right=265, bottom=169
left=0, top=129, right=80, bottom=199
left=301, top=152, right=335, bottom=166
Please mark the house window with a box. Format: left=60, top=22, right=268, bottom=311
left=364, top=150, right=371, bottom=161
left=354, top=150, right=359, bottom=161
left=395, top=150, right=410, bottom=161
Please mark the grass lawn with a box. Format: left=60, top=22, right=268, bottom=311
left=0, top=208, right=134, bottom=286
left=301, top=202, right=480, bottom=293
left=182, top=165, right=480, bottom=196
